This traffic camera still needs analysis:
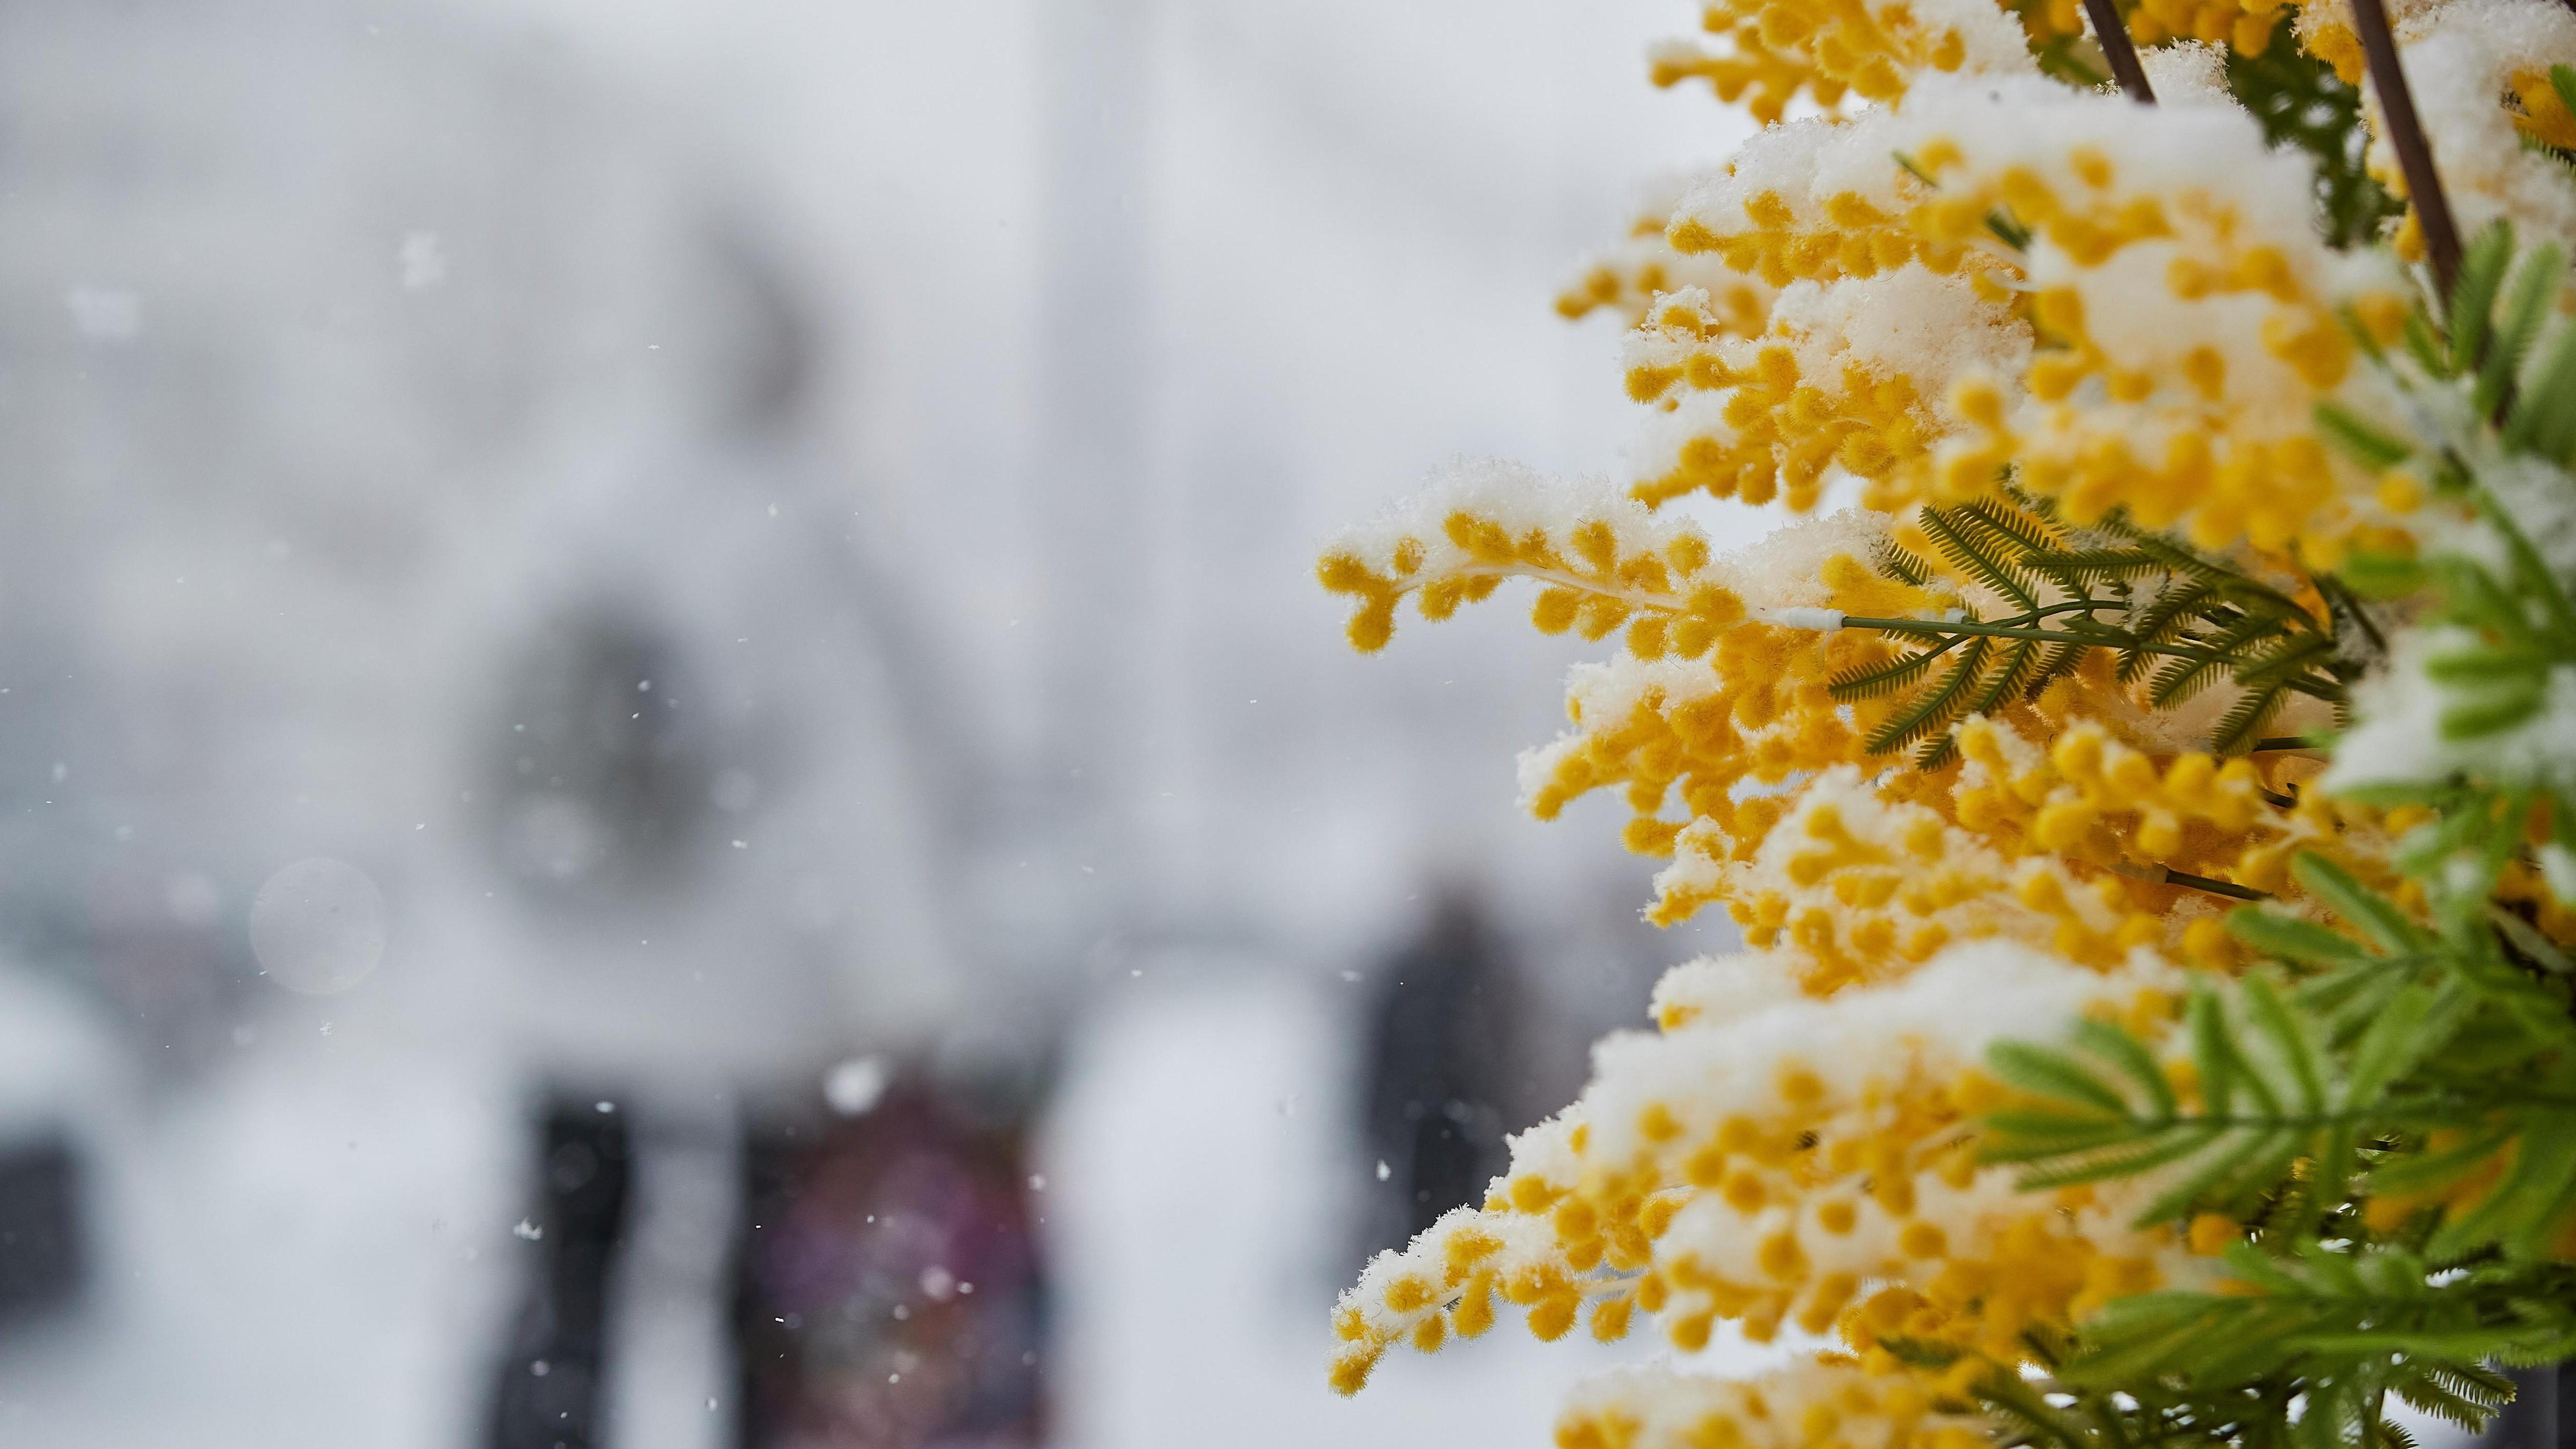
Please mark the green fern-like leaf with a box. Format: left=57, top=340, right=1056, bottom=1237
left=2449, top=219, right=2516, bottom=372
left=2314, top=400, right=2414, bottom=470
left=2209, top=683, right=2289, bottom=756
left=2475, top=240, right=2562, bottom=419
left=2120, top=581, right=2215, bottom=683
left=1865, top=638, right=1990, bottom=752
left=2502, top=323, right=2576, bottom=461
left=2021, top=640, right=2088, bottom=701
left=1873, top=537, right=1934, bottom=587
left=1921, top=507, right=2039, bottom=611
left=1955, top=497, right=2065, bottom=559
left=2028, top=548, right=2164, bottom=584
left=1829, top=641, right=1951, bottom=702
left=2149, top=651, right=2229, bottom=709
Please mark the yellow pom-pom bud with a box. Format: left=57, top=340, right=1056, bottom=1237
left=1670, top=1309, right=1716, bottom=1352
left=2188, top=1212, right=2238, bottom=1255
left=1667, top=216, right=1722, bottom=254
left=2027, top=353, right=2088, bottom=401
left=1444, top=1226, right=1502, bottom=1276
left=2018, top=871, right=2070, bottom=914
left=1758, top=1229, right=1807, bottom=1279
left=2034, top=287, right=2085, bottom=339
left=1922, top=195, right=1988, bottom=243
left=2360, top=1193, right=2417, bottom=1233
left=2050, top=728, right=2103, bottom=779
left=1528, top=1293, right=1581, bottom=1342
left=2181, top=915, right=2237, bottom=968
left=2182, top=345, right=2227, bottom=401
left=1687, top=1143, right=1729, bottom=1186
left=2352, top=291, right=2410, bottom=346
left=1623, top=815, right=1682, bottom=855
left=2235, top=245, right=2297, bottom=302
left=1508, top=1174, right=1559, bottom=1213
left=2033, top=801, right=2096, bottom=852
left=1949, top=1069, right=2001, bottom=1115
left=1316, top=551, right=1377, bottom=594
left=1640, top=1195, right=1682, bottom=1239
left=1950, top=375, right=2005, bottom=431
left=1554, top=1196, right=1601, bottom=1243
left=1997, top=166, right=2057, bottom=224
left=1626, top=613, right=1671, bottom=659
left=1385, top=1274, right=1436, bottom=1313
left=1777, top=1062, right=1827, bottom=1106
left=2137, top=811, right=2182, bottom=861
left=1639, top=1101, right=1685, bottom=1141
left=1590, top=1295, right=1635, bottom=1342
left=1454, top=1271, right=1498, bottom=1338
left=1329, top=1344, right=1384, bottom=1396
left=1346, top=602, right=1396, bottom=653
left=1722, top=1169, right=1769, bottom=1213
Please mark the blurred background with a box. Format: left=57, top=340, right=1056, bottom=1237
left=0, top=2, right=1789, bottom=1443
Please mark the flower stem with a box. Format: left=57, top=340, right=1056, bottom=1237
left=2348, top=0, right=2463, bottom=299
left=2081, top=0, right=2156, bottom=104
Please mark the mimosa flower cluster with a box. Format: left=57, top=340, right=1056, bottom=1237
left=1641, top=68, right=2420, bottom=565
left=1329, top=946, right=2210, bottom=1412
left=1556, top=1356, right=1991, bottom=1449
left=1320, top=0, right=2576, bottom=1445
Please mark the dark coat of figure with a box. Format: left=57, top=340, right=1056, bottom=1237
left=1359, top=892, right=1521, bottom=1256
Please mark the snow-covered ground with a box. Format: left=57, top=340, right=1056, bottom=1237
left=0, top=961, right=1796, bottom=1445
left=0, top=988, right=520, bottom=1445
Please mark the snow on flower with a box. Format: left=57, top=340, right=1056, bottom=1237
left=1316, top=0, right=2576, bottom=1439
left=1330, top=944, right=2208, bottom=1395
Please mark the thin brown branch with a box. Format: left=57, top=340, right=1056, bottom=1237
left=2104, top=861, right=2272, bottom=901
left=2081, top=0, right=2157, bottom=104
left=2349, top=0, right=2463, bottom=299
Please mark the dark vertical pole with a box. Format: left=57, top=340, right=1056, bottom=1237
left=2348, top=0, right=2464, bottom=299
left=2081, top=0, right=2157, bottom=103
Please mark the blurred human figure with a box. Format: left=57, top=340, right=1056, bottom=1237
left=2473, top=1367, right=2569, bottom=1449
left=0, top=3, right=1019, bottom=1441
left=486, top=1098, right=634, bottom=1449
left=733, top=1071, right=1049, bottom=1447
left=0, top=1139, right=81, bottom=1325
left=0, top=967, right=116, bottom=1333
left=449, top=219, right=1015, bottom=1449
left=1357, top=889, right=1522, bottom=1256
